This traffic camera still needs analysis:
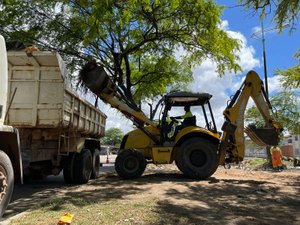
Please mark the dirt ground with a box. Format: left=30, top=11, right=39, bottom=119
left=2, top=164, right=300, bottom=225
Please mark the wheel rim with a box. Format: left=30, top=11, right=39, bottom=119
left=123, top=156, right=139, bottom=173
left=0, top=165, right=7, bottom=202
left=190, top=149, right=207, bottom=167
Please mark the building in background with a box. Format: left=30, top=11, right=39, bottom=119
left=281, top=134, right=300, bottom=158
left=245, top=134, right=300, bottom=158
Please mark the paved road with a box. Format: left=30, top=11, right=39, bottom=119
left=1, top=155, right=118, bottom=222
left=100, top=154, right=117, bottom=164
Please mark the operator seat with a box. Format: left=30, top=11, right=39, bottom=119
left=182, top=115, right=196, bottom=126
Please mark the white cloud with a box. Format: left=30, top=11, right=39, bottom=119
left=98, top=102, right=135, bottom=134
left=267, top=75, right=282, bottom=94
left=252, top=26, right=262, bottom=35
left=226, top=30, right=260, bottom=71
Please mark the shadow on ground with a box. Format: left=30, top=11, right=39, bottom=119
left=2, top=166, right=300, bottom=225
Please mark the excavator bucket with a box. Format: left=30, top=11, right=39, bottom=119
left=80, top=61, right=116, bottom=95
left=245, top=124, right=280, bottom=146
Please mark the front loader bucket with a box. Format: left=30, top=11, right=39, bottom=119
left=80, top=61, right=116, bottom=95
left=245, top=125, right=280, bottom=146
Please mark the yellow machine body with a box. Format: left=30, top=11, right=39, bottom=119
left=123, top=125, right=220, bottom=164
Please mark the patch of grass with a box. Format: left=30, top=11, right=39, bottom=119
left=244, top=157, right=294, bottom=170
left=9, top=197, right=161, bottom=225
left=247, top=158, right=268, bottom=168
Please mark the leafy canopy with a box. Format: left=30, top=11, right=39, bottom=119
left=238, top=0, right=300, bottom=30
left=0, top=0, right=241, bottom=110
left=102, top=128, right=124, bottom=146
left=277, top=51, right=300, bottom=89
left=245, top=91, right=300, bottom=134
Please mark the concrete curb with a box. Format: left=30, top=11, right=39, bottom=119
left=0, top=211, right=29, bottom=225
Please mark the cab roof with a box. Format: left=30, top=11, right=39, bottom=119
left=164, top=91, right=212, bottom=106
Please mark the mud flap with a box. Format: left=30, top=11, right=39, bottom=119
left=245, top=124, right=280, bottom=146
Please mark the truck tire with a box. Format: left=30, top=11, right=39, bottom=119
left=63, top=153, right=76, bottom=184
left=175, top=137, right=218, bottom=179
left=73, top=149, right=92, bottom=184
left=115, top=149, right=146, bottom=179
left=91, top=149, right=101, bottom=179
left=0, top=150, right=14, bottom=218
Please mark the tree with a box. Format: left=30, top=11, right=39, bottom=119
left=0, top=0, right=241, bottom=113
left=238, top=0, right=300, bottom=30
left=245, top=91, right=300, bottom=134
left=276, top=51, right=300, bottom=89
left=102, top=128, right=124, bottom=146
left=238, top=0, right=300, bottom=88
left=245, top=90, right=300, bottom=165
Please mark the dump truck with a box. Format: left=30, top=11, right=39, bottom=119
left=0, top=35, right=106, bottom=217
left=80, top=61, right=282, bottom=180
left=0, top=35, right=22, bottom=217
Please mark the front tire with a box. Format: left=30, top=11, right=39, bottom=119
left=115, top=149, right=146, bottom=179
left=0, top=150, right=14, bottom=218
left=175, top=138, right=218, bottom=179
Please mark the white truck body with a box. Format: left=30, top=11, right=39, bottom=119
left=5, top=50, right=106, bottom=177
left=0, top=36, right=8, bottom=124
left=0, top=35, right=22, bottom=218
left=1, top=36, right=106, bottom=217
left=7, top=51, right=105, bottom=134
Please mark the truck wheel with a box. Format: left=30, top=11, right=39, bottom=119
left=175, top=137, right=218, bottom=179
left=0, top=150, right=14, bottom=218
left=73, top=149, right=92, bottom=184
left=115, top=149, right=146, bottom=179
left=91, top=149, right=101, bottom=179
left=63, top=153, right=76, bottom=184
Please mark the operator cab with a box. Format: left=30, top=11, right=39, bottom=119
left=160, top=91, right=217, bottom=142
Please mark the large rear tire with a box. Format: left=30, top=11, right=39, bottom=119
left=63, top=153, right=76, bottom=184
left=91, top=149, right=101, bottom=179
left=175, top=138, right=218, bottom=179
left=115, top=149, right=146, bottom=179
left=73, top=149, right=92, bottom=184
left=0, top=150, right=14, bottom=218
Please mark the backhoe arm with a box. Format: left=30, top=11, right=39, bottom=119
left=219, top=70, right=282, bottom=164
left=80, top=61, right=160, bottom=143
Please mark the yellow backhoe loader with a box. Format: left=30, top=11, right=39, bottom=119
left=80, top=61, right=282, bottom=179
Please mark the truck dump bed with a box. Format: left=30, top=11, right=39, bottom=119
left=6, top=51, right=106, bottom=138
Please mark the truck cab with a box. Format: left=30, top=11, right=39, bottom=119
left=0, top=35, right=22, bottom=217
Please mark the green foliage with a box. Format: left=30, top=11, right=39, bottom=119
left=0, top=0, right=241, bottom=110
left=245, top=91, right=300, bottom=134
left=276, top=51, right=300, bottom=88
left=102, top=128, right=124, bottom=146
left=131, top=55, right=193, bottom=103
left=238, top=0, right=300, bottom=30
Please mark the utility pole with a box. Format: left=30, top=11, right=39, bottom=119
left=251, top=21, right=289, bottom=100
left=261, top=20, right=269, bottom=99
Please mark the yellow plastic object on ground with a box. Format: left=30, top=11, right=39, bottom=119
left=57, top=213, right=74, bottom=225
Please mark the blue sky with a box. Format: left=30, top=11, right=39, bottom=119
left=101, top=1, right=299, bottom=133
left=218, top=1, right=300, bottom=80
